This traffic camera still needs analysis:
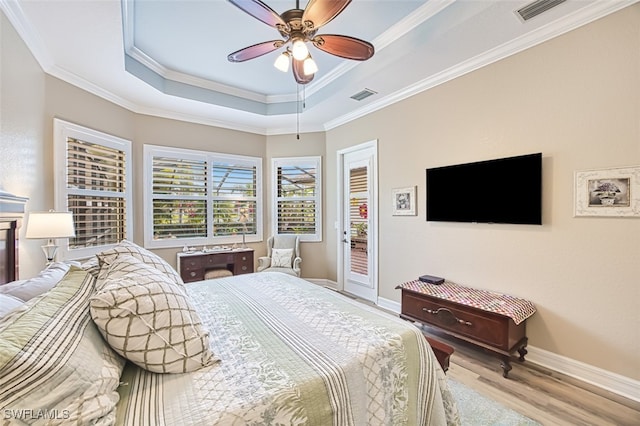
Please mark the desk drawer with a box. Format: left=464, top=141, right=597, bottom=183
left=180, top=257, right=202, bottom=271
left=205, top=253, right=234, bottom=266
left=234, top=252, right=253, bottom=275
left=402, top=293, right=509, bottom=350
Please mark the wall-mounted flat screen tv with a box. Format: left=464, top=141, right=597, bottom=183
left=426, top=153, right=542, bottom=225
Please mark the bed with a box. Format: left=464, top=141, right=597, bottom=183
left=0, top=237, right=459, bottom=425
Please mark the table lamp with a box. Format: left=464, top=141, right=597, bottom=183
left=238, top=207, right=249, bottom=248
left=26, top=211, right=76, bottom=263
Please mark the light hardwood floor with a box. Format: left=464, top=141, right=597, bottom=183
left=421, top=326, right=640, bottom=426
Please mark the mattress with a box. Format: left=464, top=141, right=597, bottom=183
left=115, top=272, right=459, bottom=425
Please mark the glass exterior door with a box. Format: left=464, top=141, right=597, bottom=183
left=342, top=146, right=376, bottom=302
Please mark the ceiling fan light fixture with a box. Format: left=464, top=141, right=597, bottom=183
left=274, top=51, right=290, bottom=72
left=291, top=38, right=309, bottom=60
left=303, top=56, right=318, bottom=76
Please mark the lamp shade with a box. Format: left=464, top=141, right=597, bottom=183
left=26, top=211, right=76, bottom=239
left=274, top=52, right=290, bottom=72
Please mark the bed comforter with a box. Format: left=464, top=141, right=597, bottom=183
left=115, top=272, right=459, bottom=425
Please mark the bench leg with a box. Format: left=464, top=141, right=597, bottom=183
left=517, top=338, right=528, bottom=362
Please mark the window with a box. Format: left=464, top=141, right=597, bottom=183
left=54, top=119, right=132, bottom=260
left=272, top=157, right=322, bottom=242
left=144, top=145, right=262, bottom=248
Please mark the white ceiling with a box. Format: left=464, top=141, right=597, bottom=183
left=2, top=0, right=636, bottom=135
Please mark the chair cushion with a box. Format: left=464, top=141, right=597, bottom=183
left=263, top=267, right=298, bottom=276
left=271, top=248, right=293, bottom=268
left=204, top=269, right=233, bottom=280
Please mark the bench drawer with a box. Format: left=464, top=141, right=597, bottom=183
left=402, top=292, right=510, bottom=350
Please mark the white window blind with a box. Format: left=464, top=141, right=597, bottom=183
left=272, top=157, right=322, bottom=242
left=151, top=156, right=207, bottom=240
left=54, top=119, right=132, bottom=259
left=144, top=145, right=262, bottom=248
left=212, top=160, right=257, bottom=237
left=349, top=166, right=368, bottom=237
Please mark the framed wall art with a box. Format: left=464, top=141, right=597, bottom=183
left=392, top=186, right=417, bottom=216
left=574, top=165, right=640, bottom=217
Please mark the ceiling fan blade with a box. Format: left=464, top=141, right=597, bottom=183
left=312, top=34, right=374, bottom=60
left=292, top=58, right=314, bottom=85
left=228, top=0, right=286, bottom=29
left=302, top=0, right=351, bottom=29
left=227, top=40, right=283, bottom=62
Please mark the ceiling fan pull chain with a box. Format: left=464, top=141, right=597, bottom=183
left=297, top=83, right=300, bottom=140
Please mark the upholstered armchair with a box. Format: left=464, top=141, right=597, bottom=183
left=257, top=235, right=302, bottom=277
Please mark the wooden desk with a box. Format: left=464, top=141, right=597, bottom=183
left=397, top=280, right=536, bottom=378
left=177, top=249, right=254, bottom=283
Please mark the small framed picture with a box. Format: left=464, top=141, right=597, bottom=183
left=392, top=186, right=417, bottom=216
left=574, top=166, right=640, bottom=217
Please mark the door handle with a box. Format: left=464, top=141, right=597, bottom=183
left=342, top=238, right=349, bottom=243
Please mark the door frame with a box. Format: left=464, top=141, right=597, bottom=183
left=336, top=140, right=378, bottom=302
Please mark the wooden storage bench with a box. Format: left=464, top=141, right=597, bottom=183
left=397, top=280, right=536, bottom=378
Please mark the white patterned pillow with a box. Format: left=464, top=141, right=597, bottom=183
left=90, top=255, right=217, bottom=373
left=0, top=261, right=71, bottom=301
left=271, top=248, right=293, bottom=268
left=96, top=239, right=184, bottom=289
left=0, top=267, right=125, bottom=424
left=0, top=294, right=23, bottom=317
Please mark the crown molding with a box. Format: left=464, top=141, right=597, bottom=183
left=0, top=0, right=53, bottom=71
left=4, top=0, right=637, bottom=136
left=325, top=0, right=638, bottom=131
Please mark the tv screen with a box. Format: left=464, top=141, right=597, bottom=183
left=426, top=153, right=542, bottom=225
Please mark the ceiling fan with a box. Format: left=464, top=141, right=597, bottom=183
left=227, top=0, right=375, bottom=84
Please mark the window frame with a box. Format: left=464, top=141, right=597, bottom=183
left=271, top=156, right=322, bottom=242
left=54, top=118, right=133, bottom=260
left=144, top=144, right=263, bottom=249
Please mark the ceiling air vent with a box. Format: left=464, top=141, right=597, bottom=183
left=516, top=0, right=566, bottom=21
left=350, top=88, right=377, bottom=101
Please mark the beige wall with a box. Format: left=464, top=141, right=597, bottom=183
left=265, top=132, right=330, bottom=278
left=2, top=5, right=639, bottom=382
left=1, top=11, right=47, bottom=276
left=326, top=5, right=640, bottom=379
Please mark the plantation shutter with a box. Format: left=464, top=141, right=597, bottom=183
left=151, top=156, right=208, bottom=240
left=349, top=166, right=368, bottom=237
left=66, top=138, right=127, bottom=249
left=275, top=158, right=321, bottom=240
left=212, top=160, right=257, bottom=237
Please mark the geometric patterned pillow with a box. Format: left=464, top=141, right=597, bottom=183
left=90, top=255, right=217, bottom=373
left=96, top=239, right=184, bottom=289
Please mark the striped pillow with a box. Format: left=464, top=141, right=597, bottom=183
left=96, top=239, right=184, bottom=289
left=0, top=267, right=125, bottom=424
left=90, top=255, right=217, bottom=373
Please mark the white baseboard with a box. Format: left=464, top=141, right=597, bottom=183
left=377, top=297, right=639, bottom=403
left=377, top=296, right=401, bottom=313
left=305, top=278, right=338, bottom=290
left=526, top=346, right=640, bottom=403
